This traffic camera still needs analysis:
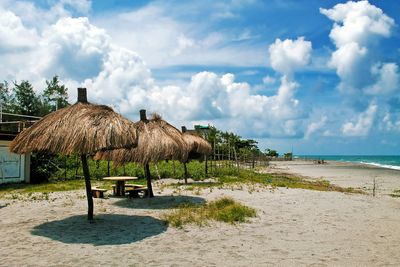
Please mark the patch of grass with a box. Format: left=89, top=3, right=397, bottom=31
left=0, top=179, right=90, bottom=198
left=390, top=189, right=400, bottom=198
left=179, top=169, right=363, bottom=194
left=162, top=197, right=257, bottom=228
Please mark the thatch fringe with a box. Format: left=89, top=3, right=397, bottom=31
left=10, top=102, right=138, bottom=155
left=182, top=132, right=212, bottom=159
left=95, top=113, right=189, bottom=165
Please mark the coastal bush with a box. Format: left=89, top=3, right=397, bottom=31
left=162, top=197, right=257, bottom=228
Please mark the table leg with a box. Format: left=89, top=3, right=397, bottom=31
left=116, top=181, right=125, bottom=196
left=116, top=181, right=126, bottom=196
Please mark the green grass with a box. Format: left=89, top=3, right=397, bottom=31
left=0, top=159, right=362, bottom=198
left=162, top=197, right=257, bottom=228
left=0, top=179, right=129, bottom=198
left=390, top=189, right=400, bottom=198
left=173, top=168, right=362, bottom=194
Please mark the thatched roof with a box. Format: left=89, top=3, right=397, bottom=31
left=10, top=90, right=138, bottom=155
left=95, top=111, right=189, bottom=165
left=182, top=128, right=212, bottom=159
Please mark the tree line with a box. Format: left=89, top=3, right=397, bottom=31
left=0, top=76, right=69, bottom=117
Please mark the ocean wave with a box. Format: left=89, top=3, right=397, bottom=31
left=359, top=161, right=400, bottom=171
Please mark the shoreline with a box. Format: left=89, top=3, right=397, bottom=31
left=293, top=156, right=400, bottom=171
left=268, top=159, right=400, bottom=196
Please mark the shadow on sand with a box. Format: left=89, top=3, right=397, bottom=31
left=31, top=214, right=167, bottom=246
left=114, top=195, right=206, bottom=210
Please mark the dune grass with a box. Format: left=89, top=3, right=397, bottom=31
left=390, top=189, right=400, bottom=198
left=173, top=168, right=362, bottom=194
left=162, top=197, right=257, bottom=228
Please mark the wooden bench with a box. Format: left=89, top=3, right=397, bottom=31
left=125, top=183, right=146, bottom=188
left=126, top=187, right=148, bottom=198
left=91, top=187, right=108, bottom=198
left=112, top=184, right=145, bottom=195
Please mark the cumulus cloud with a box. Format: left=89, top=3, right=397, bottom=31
left=320, top=1, right=394, bottom=47
left=321, top=0, right=398, bottom=95
left=342, top=104, right=377, bottom=136
left=268, top=37, right=312, bottom=76
left=367, top=63, right=400, bottom=95
left=0, top=2, right=309, bottom=139
left=0, top=8, right=39, bottom=52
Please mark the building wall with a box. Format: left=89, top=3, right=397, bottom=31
left=0, top=140, right=30, bottom=184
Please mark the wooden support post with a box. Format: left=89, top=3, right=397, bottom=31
left=144, top=163, right=154, bottom=198
left=81, top=154, right=94, bottom=221
left=204, top=155, right=208, bottom=177
left=183, top=162, right=188, bottom=184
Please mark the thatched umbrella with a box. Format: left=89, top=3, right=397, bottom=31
left=10, top=88, right=138, bottom=221
left=181, top=126, right=212, bottom=183
left=95, top=110, right=188, bottom=197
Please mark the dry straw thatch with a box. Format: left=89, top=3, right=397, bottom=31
left=95, top=112, right=189, bottom=165
left=10, top=102, right=138, bottom=155
left=9, top=88, right=139, bottom=221
left=182, top=129, right=212, bottom=160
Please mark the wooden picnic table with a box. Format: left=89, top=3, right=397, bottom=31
left=102, top=176, right=138, bottom=196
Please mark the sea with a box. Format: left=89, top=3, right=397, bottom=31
left=296, top=155, right=400, bottom=171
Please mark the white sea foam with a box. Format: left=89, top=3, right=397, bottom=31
left=359, top=161, right=400, bottom=171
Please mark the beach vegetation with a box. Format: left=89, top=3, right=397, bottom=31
left=162, top=197, right=257, bottom=228
left=390, top=189, right=400, bottom=198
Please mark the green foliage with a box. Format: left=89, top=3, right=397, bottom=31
left=0, top=179, right=84, bottom=197
left=43, top=75, right=69, bottom=112
left=265, top=148, right=279, bottom=157
left=283, top=152, right=293, bottom=160
left=162, top=197, right=257, bottom=227
left=30, top=152, right=64, bottom=184
left=2, top=76, right=71, bottom=184
left=11, top=80, right=42, bottom=116
left=390, top=189, right=400, bottom=198
left=0, top=81, right=13, bottom=111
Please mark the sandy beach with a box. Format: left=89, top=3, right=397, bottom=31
left=269, top=160, right=400, bottom=196
left=1, top=162, right=400, bottom=266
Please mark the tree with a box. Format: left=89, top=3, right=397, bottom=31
left=43, top=76, right=69, bottom=112
left=266, top=148, right=279, bottom=157
left=11, top=80, right=41, bottom=116
left=283, top=152, right=293, bottom=160
left=0, top=81, right=13, bottom=112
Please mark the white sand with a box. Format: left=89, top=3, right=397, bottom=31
left=268, top=160, right=400, bottom=195
left=1, top=165, right=400, bottom=266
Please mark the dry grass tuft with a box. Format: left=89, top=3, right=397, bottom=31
left=162, top=197, right=256, bottom=228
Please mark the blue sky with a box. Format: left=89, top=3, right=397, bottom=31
left=0, top=0, right=399, bottom=155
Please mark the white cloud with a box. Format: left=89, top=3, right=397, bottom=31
left=367, top=63, right=400, bottom=95
left=305, top=116, right=327, bottom=139
left=321, top=0, right=397, bottom=95
left=0, top=1, right=310, bottom=139
left=342, top=104, right=377, bottom=136
left=93, top=2, right=266, bottom=68
left=262, top=75, right=276, bottom=84
left=320, top=0, right=394, bottom=48
left=0, top=7, right=39, bottom=52
left=268, top=37, right=312, bottom=76
left=381, top=113, right=400, bottom=132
